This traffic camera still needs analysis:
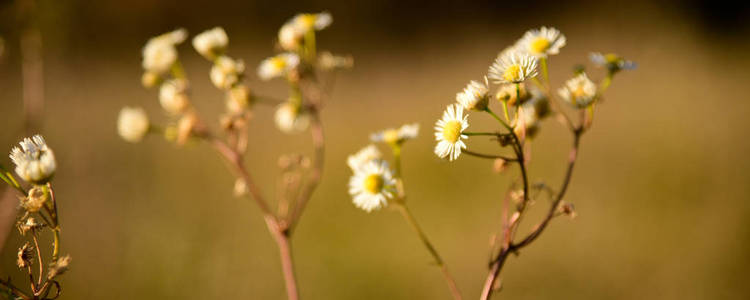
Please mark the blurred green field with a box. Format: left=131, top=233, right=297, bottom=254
left=1, top=0, right=749, bottom=299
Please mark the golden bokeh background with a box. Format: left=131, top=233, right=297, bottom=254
left=0, top=0, right=749, bottom=299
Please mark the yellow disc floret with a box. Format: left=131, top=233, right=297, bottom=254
left=363, top=174, right=384, bottom=194
left=442, top=120, right=462, bottom=143
left=503, top=65, right=521, bottom=83
left=530, top=37, right=550, bottom=54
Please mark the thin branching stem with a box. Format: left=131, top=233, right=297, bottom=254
left=463, top=150, right=516, bottom=161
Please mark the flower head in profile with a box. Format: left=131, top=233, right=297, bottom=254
left=9, top=135, right=56, bottom=184
left=516, top=27, right=566, bottom=57
left=558, top=73, right=597, bottom=108
left=257, top=53, right=300, bottom=81
left=456, top=79, right=490, bottom=111
left=434, top=104, right=469, bottom=161
left=347, top=144, right=382, bottom=171
left=117, top=107, right=150, bottom=143
left=590, top=52, right=637, bottom=73
left=348, top=160, right=396, bottom=212
left=370, top=123, right=419, bottom=146
left=225, top=84, right=251, bottom=114
left=193, top=27, right=229, bottom=60
left=274, top=102, right=310, bottom=133
left=142, top=28, right=187, bottom=74
left=159, top=79, right=190, bottom=114
left=488, top=51, right=538, bottom=84
left=516, top=90, right=550, bottom=138
left=318, top=52, right=354, bottom=71
left=210, top=56, right=245, bottom=89
left=278, top=12, right=332, bottom=51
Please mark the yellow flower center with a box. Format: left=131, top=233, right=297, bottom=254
left=271, top=57, right=287, bottom=70
left=442, top=121, right=462, bottom=143
left=363, top=174, right=384, bottom=194
left=604, top=53, right=619, bottom=64
left=299, top=15, right=317, bottom=30
left=503, top=65, right=521, bottom=82
left=383, top=129, right=400, bottom=145
left=530, top=37, right=550, bottom=54
left=572, top=85, right=587, bottom=98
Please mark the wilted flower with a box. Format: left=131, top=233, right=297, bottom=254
left=193, top=27, right=229, bottom=60
left=142, top=28, right=187, bottom=74
left=9, top=135, right=56, bottom=184
left=370, top=123, right=419, bottom=147
left=516, top=27, right=566, bottom=58
left=456, top=79, right=490, bottom=111
left=348, top=160, right=396, bottom=212
left=274, top=102, right=310, bottom=133
left=210, top=56, right=245, bottom=89
left=257, top=53, right=300, bottom=81
left=17, top=217, right=41, bottom=236
left=434, top=104, right=469, bottom=161
left=117, top=107, right=150, bottom=143
left=488, top=51, right=538, bottom=84
left=318, top=52, right=354, bottom=71
left=47, top=255, right=71, bottom=279
left=22, top=185, right=49, bottom=213
left=347, top=144, right=382, bottom=171
left=558, top=73, right=597, bottom=108
left=590, top=52, right=637, bottom=73
left=16, top=242, right=34, bottom=269
left=159, top=79, right=190, bottom=114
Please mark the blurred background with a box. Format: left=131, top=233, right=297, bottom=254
left=0, top=0, right=749, bottom=299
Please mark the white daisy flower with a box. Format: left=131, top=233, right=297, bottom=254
left=142, top=28, right=187, bottom=74
left=274, top=102, right=310, bottom=133
left=590, top=52, right=637, bottom=72
left=434, top=104, right=469, bottom=161
left=456, top=79, right=490, bottom=111
left=257, top=53, right=300, bottom=81
left=558, top=73, right=597, bottom=108
left=118, top=107, right=150, bottom=143
left=278, top=23, right=303, bottom=51
left=158, top=79, right=190, bottom=114
left=347, top=144, right=382, bottom=171
left=516, top=26, right=566, bottom=57
left=210, top=56, right=245, bottom=89
left=488, top=51, right=538, bottom=84
left=9, top=135, right=56, bottom=184
left=192, top=27, right=229, bottom=60
left=292, top=12, right=333, bottom=32
left=348, top=160, right=396, bottom=212
left=370, top=123, right=420, bottom=145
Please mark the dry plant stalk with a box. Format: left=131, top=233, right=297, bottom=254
left=346, top=27, right=634, bottom=299
left=0, top=136, right=70, bottom=300
left=118, top=12, right=351, bottom=300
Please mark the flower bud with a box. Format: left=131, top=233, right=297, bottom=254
left=117, top=107, right=150, bottom=143
left=192, top=27, right=228, bottom=60
left=23, top=185, right=49, bottom=213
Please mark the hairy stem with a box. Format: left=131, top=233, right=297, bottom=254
left=288, top=110, right=325, bottom=232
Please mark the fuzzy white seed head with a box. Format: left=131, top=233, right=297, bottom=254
left=9, top=135, right=56, bottom=184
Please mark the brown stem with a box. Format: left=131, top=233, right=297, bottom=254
left=288, top=110, right=324, bottom=232
left=206, top=135, right=299, bottom=300
left=480, top=130, right=582, bottom=300
left=31, top=234, right=43, bottom=287
left=0, top=278, right=32, bottom=300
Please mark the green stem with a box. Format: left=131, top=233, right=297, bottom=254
left=392, top=145, right=402, bottom=178
left=396, top=204, right=463, bottom=300
left=484, top=108, right=512, bottom=132
left=540, top=57, right=549, bottom=87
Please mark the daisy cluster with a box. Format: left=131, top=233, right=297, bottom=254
left=118, top=12, right=354, bottom=145
left=434, top=26, right=634, bottom=161
left=346, top=124, right=419, bottom=212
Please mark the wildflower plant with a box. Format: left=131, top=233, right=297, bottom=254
left=117, top=11, right=350, bottom=300
left=348, top=26, right=633, bottom=300
left=0, top=135, right=71, bottom=300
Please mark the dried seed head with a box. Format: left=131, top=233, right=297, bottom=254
left=558, top=202, right=577, bottom=219
left=17, top=217, right=41, bottom=236
left=47, top=255, right=72, bottom=280
left=16, top=242, right=34, bottom=268
left=22, top=185, right=48, bottom=213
